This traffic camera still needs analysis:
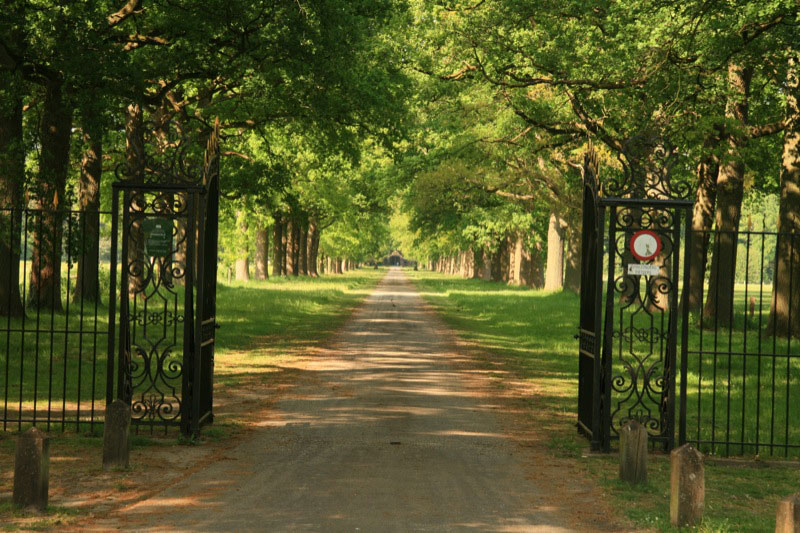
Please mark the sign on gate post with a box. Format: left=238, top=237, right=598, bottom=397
left=142, top=217, right=173, bottom=258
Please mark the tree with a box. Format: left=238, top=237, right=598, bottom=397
left=769, top=53, right=800, bottom=336
left=0, top=68, right=25, bottom=316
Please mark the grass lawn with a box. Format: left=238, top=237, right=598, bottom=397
left=212, top=269, right=384, bottom=389
left=406, top=268, right=800, bottom=533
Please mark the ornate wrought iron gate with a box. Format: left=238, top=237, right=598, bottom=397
left=577, top=144, right=692, bottom=451
left=107, top=121, right=220, bottom=436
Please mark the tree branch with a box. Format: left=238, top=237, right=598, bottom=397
left=746, top=120, right=786, bottom=138
left=108, top=0, right=142, bottom=27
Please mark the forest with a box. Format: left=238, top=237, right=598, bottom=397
left=0, top=0, right=798, bottom=333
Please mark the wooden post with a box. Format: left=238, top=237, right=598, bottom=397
left=103, top=399, right=131, bottom=470
left=670, top=444, right=704, bottom=527
left=776, top=493, right=800, bottom=533
left=619, top=420, right=647, bottom=484
left=13, top=428, right=49, bottom=510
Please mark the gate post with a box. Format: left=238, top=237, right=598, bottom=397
left=678, top=214, right=693, bottom=447
left=591, top=203, right=605, bottom=450
left=106, top=190, right=120, bottom=407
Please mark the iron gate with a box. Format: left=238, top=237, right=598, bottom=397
left=107, top=121, right=220, bottom=436
left=577, top=152, right=604, bottom=444
left=577, top=143, right=692, bottom=451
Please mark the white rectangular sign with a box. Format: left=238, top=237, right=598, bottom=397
left=627, top=263, right=661, bottom=276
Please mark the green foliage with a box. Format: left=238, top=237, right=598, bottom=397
left=390, top=0, right=796, bottom=263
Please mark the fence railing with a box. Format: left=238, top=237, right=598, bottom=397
left=680, top=228, right=800, bottom=457
left=0, top=207, right=111, bottom=433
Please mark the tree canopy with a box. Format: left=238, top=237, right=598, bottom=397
left=0, top=0, right=797, bottom=315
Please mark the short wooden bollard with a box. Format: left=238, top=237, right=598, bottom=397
left=670, top=444, right=704, bottom=527
left=12, top=427, right=50, bottom=510
left=103, top=399, right=131, bottom=470
left=619, top=420, right=647, bottom=484
left=776, top=493, right=800, bottom=533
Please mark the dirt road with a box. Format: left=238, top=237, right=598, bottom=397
left=94, top=269, right=592, bottom=532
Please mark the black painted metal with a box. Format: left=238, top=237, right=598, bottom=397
left=600, top=203, right=685, bottom=450
left=0, top=207, right=110, bottom=432
left=680, top=227, right=800, bottom=457
left=111, top=183, right=198, bottom=432
left=578, top=141, right=692, bottom=452
left=195, top=133, right=220, bottom=431
left=576, top=151, right=605, bottom=449
left=108, top=121, right=220, bottom=436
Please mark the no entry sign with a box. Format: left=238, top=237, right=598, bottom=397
left=629, top=230, right=661, bottom=262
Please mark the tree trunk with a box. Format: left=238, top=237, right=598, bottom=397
left=703, top=64, right=752, bottom=326
left=255, top=225, right=269, bottom=281
left=544, top=212, right=566, bottom=291
left=564, top=225, right=581, bottom=293
left=308, top=220, right=319, bottom=277
left=686, top=143, right=720, bottom=316
left=0, top=73, right=25, bottom=317
left=464, top=250, right=473, bottom=277
left=235, top=210, right=250, bottom=282
left=29, top=80, right=73, bottom=311
left=768, top=55, right=800, bottom=337
left=290, top=220, right=300, bottom=276
left=281, top=219, right=290, bottom=276
left=272, top=215, right=283, bottom=276
left=299, top=220, right=309, bottom=275
left=511, top=233, right=524, bottom=285
left=517, top=237, right=535, bottom=287
left=470, top=247, right=483, bottom=279
left=124, top=103, right=146, bottom=296
left=74, top=111, right=103, bottom=303
left=503, top=237, right=512, bottom=282
left=530, top=241, right=545, bottom=288
left=490, top=239, right=506, bottom=282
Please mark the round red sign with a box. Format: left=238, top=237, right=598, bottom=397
left=629, top=230, right=662, bottom=261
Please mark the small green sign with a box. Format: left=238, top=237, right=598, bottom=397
left=142, top=217, right=173, bottom=258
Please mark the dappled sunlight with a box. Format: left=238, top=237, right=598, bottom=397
left=132, top=496, right=220, bottom=509
left=424, top=429, right=507, bottom=439
left=105, top=268, right=581, bottom=532
left=451, top=521, right=572, bottom=533
left=49, top=456, right=82, bottom=463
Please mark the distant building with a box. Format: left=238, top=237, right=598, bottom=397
left=382, top=250, right=416, bottom=268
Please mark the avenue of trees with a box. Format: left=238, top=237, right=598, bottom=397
left=0, top=0, right=410, bottom=313
left=393, top=0, right=799, bottom=336
left=0, top=1, right=798, bottom=335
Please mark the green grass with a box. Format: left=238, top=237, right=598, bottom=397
left=215, top=270, right=382, bottom=354
left=682, top=294, right=800, bottom=458
left=0, top=501, right=85, bottom=531
left=406, top=268, right=800, bottom=532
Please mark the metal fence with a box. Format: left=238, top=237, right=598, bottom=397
left=680, top=228, right=800, bottom=457
left=0, top=207, right=111, bottom=433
